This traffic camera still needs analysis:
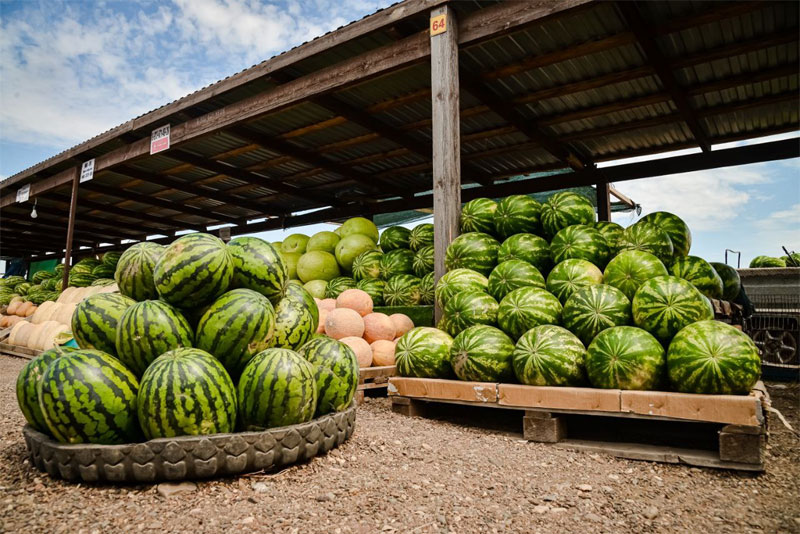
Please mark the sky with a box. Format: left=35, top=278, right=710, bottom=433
left=1, top=0, right=798, bottom=269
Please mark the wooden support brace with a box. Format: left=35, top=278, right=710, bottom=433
left=391, top=396, right=428, bottom=418
left=718, top=424, right=765, bottom=465
left=523, top=411, right=567, bottom=443
left=596, top=181, right=611, bottom=221
left=62, top=167, right=80, bottom=288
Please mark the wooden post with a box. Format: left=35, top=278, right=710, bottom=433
left=430, top=4, right=461, bottom=323
left=62, top=167, right=81, bottom=289
left=596, top=181, right=611, bottom=222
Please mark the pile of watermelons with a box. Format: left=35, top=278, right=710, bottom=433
left=749, top=252, right=800, bottom=268
left=16, top=234, right=359, bottom=445
left=395, top=192, right=761, bottom=396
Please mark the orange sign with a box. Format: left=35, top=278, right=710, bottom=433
left=430, top=13, right=447, bottom=36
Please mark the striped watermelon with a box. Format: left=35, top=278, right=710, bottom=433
left=380, top=249, right=415, bottom=279
left=383, top=274, right=422, bottom=306
left=409, top=223, right=434, bottom=252
left=710, top=262, right=741, bottom=301
left=620, top=222, right=674, bottom=264
left=137, top=348, right=237, bottom=439
left=413, top=245, right=434, bottom=277
left=562, top=284, right=631, bottom=346
left=270, top=296, right=316, bottom=350
left=16, top=346, right=77, bottom=433
left=487, top=260, right=545, bottom=302
left=38, top=349, right=139, bottom=444
left=749, top=256, right=785, bottom=268
left=493, top=195, right=542, bottom=239
left=594, top=221, right=625, bottom=255
left=325, top=277, right=357, bottom=298
left=237, top=348, right=317, bottom=430
left=352, top=250, right=383, bottom=280
left=586, top=326, right=665, bottom=390
left=419, top=272, right=435, bottom=305
left=434, top=268, right=488, bottom=308
left=667, top=320, right=760, bottom=394
left=92, top=264, right=116, bottom=279
left=450, top=325, right=515, bottom=382
left=549, top=224, right=611, bottom=267
left=541, top=191, right=595, bottom=239
left=497, top=287, right=562, bottom=340
left=379, top=226, right=411, bottom=252
left=670, top=256, right=724, bottom=299
left=285, top=281, right=319, bottom=326
left=632, top=276, right=713, bottom=344
left=395, top=327, right=454, bottom=378
left=461, top=198, right=498, bottom=235
left=546, top=259, right=604, bottom=304
left=155, top=233, right=234, bottom=309
left=102, top=251, right=122, bottom=267
left=512, top=325, right=586, bottom=386
left=498, top=233, right=552, bottom=275
left=195, top=289, right=276, bottom=376
left=72, top=293, right=136, bottom=356
left=442, top=291, right=499, bottom=336
left=356, top=278, right=385, bottom=306
left=445, top=232, right=500, bottom=276
left=603, top=250, right=668, bottom=300
left=228, top=237, right=288, bottom=304
left=115, top=300, right=194, bottom=377
left=640, top=211, right=691, bottom=258
left=299, top=336, right=359, bottom=415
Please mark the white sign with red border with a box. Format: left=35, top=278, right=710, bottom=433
left=80, top=159, right=95, bottom=183
left=150, top=124, right=171, bottom=155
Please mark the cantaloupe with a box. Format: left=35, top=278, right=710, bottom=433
left=318, top=298, right=337, bottom=312
left=324, top=308, right=365, bottom=340
left=336, top=289, right=373, bottom=317
left=371, top=339, right=396, bottom=366
left=389, top=313, right=414, bottom=338
left=317, top=309, right=328, bottom=334
left=363, top=313, right=396, bottom=344
left=341, top=336, right=373, bottom=368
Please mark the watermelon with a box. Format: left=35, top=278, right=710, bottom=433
left=352, top=250, right=383, bottom=280
left=498, top=233, right=552, bottom=274
left=497, top=287, right=562, bottom=340
left=102, top=251, right=122, bottom=267
left=379, top=226, right=411, bottom=252
left=383, top=274, right=422, bottom=306
left=228, top=237, right=288, bottom=304
left=450, top=325, right=515, bottom=382
left=667, top=320, right=761, bottom=395
left=640, top=211, right=691, bottom=258
left=380, top=249, right=415, bottom=279
left=195, top=289, right=276, bottom=376
left=603, top=250, right=668, bottom=300
left=549, top=224, right=610, bottom=267
left=434, top=268, right=488, bottom=308
left=562, top=284, right=631, bottom=346
left=356, top=278, right=385, bottom=306
left=325, top=277, right=357, bottom=299
left=487, top=260, right=545, bottom=302
left=413, top=245, right=434, bottom=277
left=445, top=232, right=500, bottom=276
left=408, top=223, right=434, bottom=252
left=92, top=265, right=115, bottom=279
left=155, top=233, right=234, bottom=309
left=620, top=221, right=674, bottom=264
left=512, top=325, right=586, bottom=386
left=69, top=272, right=96, bottom=287
left=540, top=191, right=595, bottom=238
left=461, top=198, right=498, bottom=235
left=749, top=255, right=785, bottom=268
left=395, top=327, right=454, bottom=378
left=670, top=256, right=724, bottom=299
left=270, top=296, right=316, bottom=350
left=38, top=349, right=139, bottom=444
left=72, top=293, right=136, bottom=356
left=443, top=291, right=499, bottom=335
left=585, top=326, right=665, bottom=390
left=137, top=348, right=237, bottom=439
left=493, top=195, right=542, bottom=239
left=115, top=243, right=165, bottom=301
left=237, top=348, right=317, bottom=430
left=299, top=336, right=359, bottom=415
left=546, top=259, right=604, bottom=304
left=31, top=271, right=52, bottom=284
left=632, top=276, right=713, bottom=344
left=594, top=221, right=625, bottom=255
left=16, top=346, right=77, bottom=433
left=419, top=272, right=435, bottom=305
left=284, top=280, right=319, bottom=326
left=710, top=262, right=742, bottom=301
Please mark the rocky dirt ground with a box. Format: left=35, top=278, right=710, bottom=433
left=0, top=355, right=797, bottom=534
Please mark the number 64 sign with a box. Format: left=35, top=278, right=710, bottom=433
left=430, top=13, right=447, bottom=36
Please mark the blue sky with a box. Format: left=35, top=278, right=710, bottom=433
left=1, top=0, right=798, bottom=267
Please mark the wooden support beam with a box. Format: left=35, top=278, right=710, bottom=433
left=62, top=168, right=80, bottom=288
left=1, top=220, right=99, bottom=246
left=596, top=182, right=611, bottom=221
left=56, top=194, right=192, bottom=234
left=609, top=186, right=635, bottom=209
left=0, top=210, right=128, bottom=242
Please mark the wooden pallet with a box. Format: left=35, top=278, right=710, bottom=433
left=0, top=341, right=40, bottom=360
left=388, top=377, right=769, bottom=471
left=356, top=365, right=396, bottom=404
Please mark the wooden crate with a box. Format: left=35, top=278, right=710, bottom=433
left=355, top=365, right=396, bottom=404
left=388, top=377, right=768, bottom=471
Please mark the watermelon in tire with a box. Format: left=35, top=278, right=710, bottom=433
left=228, top=237, right=288, bottom=304
left=356, top=278, right=385, bottom=306
left=38, top=349, right=139, bottom=444
left=710, top=262, right=741, bottom=301
left=445, top=232, right=500, bottom=276
left=632, top=276, right=713, bottom=344
left=409, top=224, right=434, bottom=252
left=155, top=233, right=234, bottom=309
left=352, top=250, right=383, bottom=280
left=594, top=221, right=625, bottom=255
left=299, top=336, right=359, bottom=415
left=541, top=191, right=595, bottom=239
left=237, top=348, right=317, bottom=430
left=115, top=300, right=194, bottom=377
left=563, top=284, right=631, bottom=346
left=434, top=268, right=488, bottom=308
left=115, top=242, right=164, bottom=301
left=620, top=222, right=674, bottom=264
left=487, top=260, right=545, bottom=301
left=549, top=224, right=610, bottom=267
left=497, top=287, right=562, bottom=340
left=395, top=327, right=454, bottom=378
left=16, top=346, right=77, bottom=433
left=450, top=325, right=515, bottom=382
left=271, top=296, right=317, bottom=350
left=383, top=274, right=422, bottom=306
left=443, top=291, right=499, bottom=335
left=325, top=277, right=357, bottom=299
left=379, top=226, right=411, bottom=252
left=461, top=198, right=498, bottom=235
left=546, top=259, right=604, bottom=304
left=72, top=293, right=136, bottom=356
left=380, top=249, right=415, bottom=279
left=493, top=195, right=542, bottom=239
left=512, top=325, right=586, bottom=386
left=498, top=233, right=552, bottom=274
left=413, top=245, right=434, bottom=277
left=419, top=272, right=434, bottom=305
left=670, top=255, right=724, bottom=299
left=137, top=348, right=237, bottom=439
left=667, top=320, right=760, bottom=394
left=603, top=250, right=668, bottom=300
left=586, top=326, right=665, bottom=390
left=749, top=256, right=785, bottom=268
left=640, top=211, right=691, bottom=258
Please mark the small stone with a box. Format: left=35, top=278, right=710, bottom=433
left=315, top=492, right=334, bottom=502
left=577, top=484, right=592, bottom=492
left=251, top=482, right=268, bottom=493
left=643, top=506, right=659, bottom=520
left=392, top=440, right=402, bottom=446
left=542, top=494, right=557, bottom=502
left=585, top=513, right=603, bottom=522
left=550, top=507, right=568, bottom=514
left=607, top=474, right=620, bottom=481
left=533, top=505, right=549, bottom=514
left=421, top=443, right=432, bottom=451
left=601, top=486, right=614, bottom=493
left=156, top=482, right=197, bottom=498
left=241, top=517, right=255, bottom=525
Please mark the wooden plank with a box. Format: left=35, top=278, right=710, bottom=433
left=388, top=377, right=498, bottom=403
left=596, top=181, right=611, bottom=221
left=62, top=167, right=80, bottom=289
left=620, top=387, right=764, bottom=427
left=359, top=365, right=397, bottom=380
left=498, top=383, right=621, bottom=412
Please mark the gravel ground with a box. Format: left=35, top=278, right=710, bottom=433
left=0, top=355, right=798, bottom=534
